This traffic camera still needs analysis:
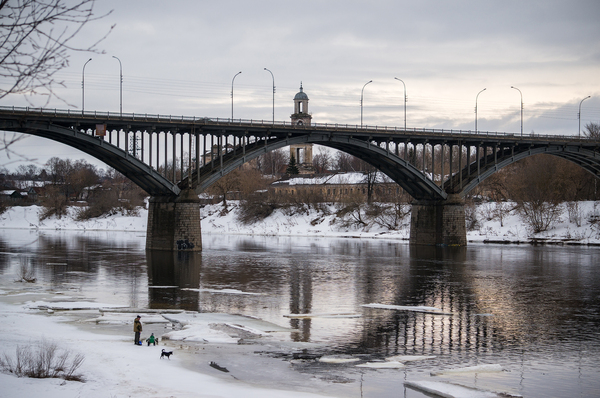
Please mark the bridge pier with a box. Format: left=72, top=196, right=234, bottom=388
left=146, top=189, right=202, bottom=251
left=409, top=194, right=467, bottom=246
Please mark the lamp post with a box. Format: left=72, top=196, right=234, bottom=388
left=264, top=68, right=275, bottom=123
left=578, top=95, right=591, bottom=138
left=475, top=88, right=486, bottom=132
left=112, top=56, right=123, bottom=115
left=394, top=77, right=407, bottom=130
left=511, top=86, right=523, bottom=136
left=82, top=58, right=92, bottom=112
left=231, top=71, right=242, bottom=120
left=360, top=80, right=373, bottom=127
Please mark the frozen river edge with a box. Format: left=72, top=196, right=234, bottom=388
left=0, top=289, right=526, bottom=398
left=0, top=289, right=356, bottom=398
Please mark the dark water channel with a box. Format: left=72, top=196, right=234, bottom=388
left=1, top=229, right=600, bottom=398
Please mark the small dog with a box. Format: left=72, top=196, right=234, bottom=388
left=160, top=349, right=173, bottom=359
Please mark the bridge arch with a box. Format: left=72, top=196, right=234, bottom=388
left=184, top=133, right=447, bottom=201
left=1, top=118, right=180, bottom=196
left=452, top=144, right=600, bottom=196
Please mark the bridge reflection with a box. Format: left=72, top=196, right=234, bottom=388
left=146, top=250, right=201, bottom=311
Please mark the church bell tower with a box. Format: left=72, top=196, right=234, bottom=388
left=290, top=83, right=313, bottom=173
left=291, top=83, right=312, bottom=126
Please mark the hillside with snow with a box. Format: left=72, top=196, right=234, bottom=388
left=1, top=201, right=600, bottom=245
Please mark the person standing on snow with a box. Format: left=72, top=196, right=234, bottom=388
left=134, top=315, right=142, bottom=345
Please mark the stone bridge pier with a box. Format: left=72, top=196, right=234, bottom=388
left=409, top=194, right=467, bottom=246
left=146, top=189, right=202, bottom=251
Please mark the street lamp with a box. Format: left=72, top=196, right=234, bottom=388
left=82, top=58, right=92, bottom=112
left=264, top=68, right=275, bottom=123
left=394, top=77, right=407, bottom=130
left=231, top=71, right=242, bottom=120
left=112, top=56, right=123, bottom=115
left=578, top=95, right=591, bottom=138
left=475, top=88, right=486, bottom=132
left=511, top=86, right=523, bottom=136
left=360, top=80, right=373, bottom=127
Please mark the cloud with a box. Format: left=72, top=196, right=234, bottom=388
left=1, top=0, right=599, bottom=169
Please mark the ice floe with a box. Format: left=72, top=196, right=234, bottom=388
left=284, top=312, right=361, bottom=319
left=24, top=301, right=128, bottom=311
left=162, top=323, right=239, bottom=344
left=182, top=288, right=262, bottom=295
left=318, top=355, right=361, bottom=364
left=385, top=354, right=436, bottom=362
left=160, top=312, right=293, bottom=343
left=405, top=380, right=506, bottom=398
left=362, top=303, right=454, bottom=315
left=431, top=364, right=504, bottom=376
left=148, top=285, right=180, bottom=289
left=84, top=312, right=171, bottom=325
left=356, top=361, right=405, bottom=369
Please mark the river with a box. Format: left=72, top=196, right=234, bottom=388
left=1, top=229, right=599, bottom=398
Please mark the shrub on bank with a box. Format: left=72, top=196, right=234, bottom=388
left=0, top=339, right=85, bottom=382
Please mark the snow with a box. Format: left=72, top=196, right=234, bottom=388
left=3, top=200, right=599, bottom=245
left=0, top=300, right=337, bottom=398
left=273, top=172, right=393, bottom=187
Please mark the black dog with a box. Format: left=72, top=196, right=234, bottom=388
left=160, top=349, right=173, bottom=359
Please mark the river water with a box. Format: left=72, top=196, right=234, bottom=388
left=1, top=229, right=599, bottom=398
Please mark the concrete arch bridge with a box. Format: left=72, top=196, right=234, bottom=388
left=1, top=106, right=599, bottom=250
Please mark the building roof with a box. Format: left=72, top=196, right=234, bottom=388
left=272, top=172, right=393, bottom=187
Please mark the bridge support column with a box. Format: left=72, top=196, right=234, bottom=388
left=409, top=194, right=466, bottom=246
left=146, top=189, right=202, bottom=251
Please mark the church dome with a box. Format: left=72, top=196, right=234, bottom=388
left=294, top=83, right=309, bottom=101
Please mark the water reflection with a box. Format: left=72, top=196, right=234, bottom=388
left=146, top=250, right=201, bottom=311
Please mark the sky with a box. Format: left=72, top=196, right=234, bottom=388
left=1, top=0, right=600, bottom=171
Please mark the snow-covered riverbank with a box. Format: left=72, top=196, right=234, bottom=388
left=1, top=201, right=600, bottom=245
left=0, top=296, right=339, bottom=398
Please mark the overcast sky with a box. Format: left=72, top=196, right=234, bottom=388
left=2, top=0, right=600, bottom=171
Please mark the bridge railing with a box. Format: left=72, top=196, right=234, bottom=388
left=0, top=105, right=593, bottom=142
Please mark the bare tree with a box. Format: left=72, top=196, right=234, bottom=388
left=334, top=151, right=354, bottom=172
left=585, top=122, right=600, bottom=139
left=0, top=0, right=113, bottom=102
left=360, top=164, right=379, bottom=204
left=509, top=155, right=564, bottom=233
left=312, top=146, right=331, bottom=174
left=255, top=148, right=288, bottom=176
left=206, top=169, right=241, bottom=209
left=1, top=0, right=113, bottom=164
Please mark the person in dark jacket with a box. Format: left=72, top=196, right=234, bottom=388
left=134, top=315, right=142, bottom=345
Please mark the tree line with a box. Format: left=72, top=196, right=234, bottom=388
left=1, top=157, right=145, bottom=220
